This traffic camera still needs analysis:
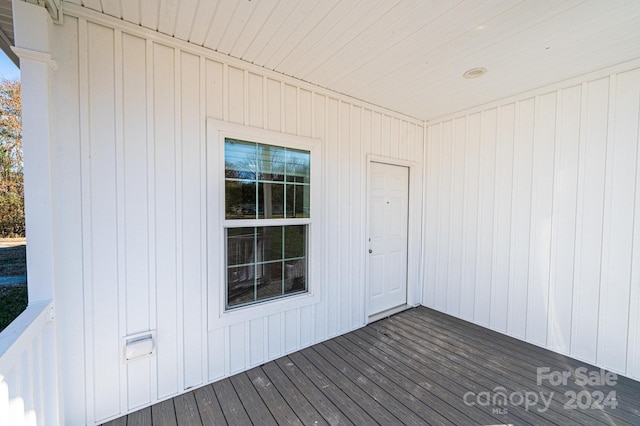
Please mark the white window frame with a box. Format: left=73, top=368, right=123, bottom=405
left=207, top=118, right=323, bottom=328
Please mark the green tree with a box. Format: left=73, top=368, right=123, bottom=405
left=0, top=79, right=24, bottom=237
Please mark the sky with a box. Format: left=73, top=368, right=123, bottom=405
left=0, top=50, right=19, bottom=80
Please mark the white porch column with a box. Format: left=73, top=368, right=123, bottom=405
left=11, top=2, right=62, bottom=424
left=11, top=0, right=57, bottom=304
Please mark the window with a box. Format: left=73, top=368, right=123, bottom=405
left=224, top=138, right=311, bottom=309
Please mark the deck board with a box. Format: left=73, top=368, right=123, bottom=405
left=193, top=385, right=226, bottom=425
left=312, top=342, right=452, bottom=426
left=127, top=407, right=152, bottom=426
left=286, top=351, right=374, bottom=425
left=371, top=318, right=588, bottom=425
left=334, top=332, right=508, bottom=425
left=150, top=399, right=177, bottom=426
left=212, top=378, right=252, bottom=425
left=261, top=361, right=329, bottom=425
left=103, top=307, right=640, bottom=425
left=324, top=336, right=492, bottom=425
left=299, top=346, right=402, bottom=425
left=274, top=355, right=358, bottom=425
left=245, top=367, right=303, bottom=426
left=229, top=373, right=278, bottom=426
left=173, top=392, right=202, bottom=426
left=420, top=308, right=640, bottom=401
left=402, top=309, right=640, bottom=423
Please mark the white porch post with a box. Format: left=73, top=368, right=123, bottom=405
left=11, top=1, right=62, bottom=424
left=11, top=0, right=57, bottom=304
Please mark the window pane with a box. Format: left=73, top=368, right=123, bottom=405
left=226, top=180, right=256, bottom=219
left=227, top=228, right=254, bottom=266
left=256, top=226, right=282, bottom=262
left=225, top=139, right=256, bottom=179
left=284, top=259, right=306, bottom=294
left=284, top=225, right=306, bottom=259
left=257, top=144, right=285, bottom=181
left=228, top=265, right=255, bottom=307
left=256, top=261, right=283, bottom=301
left=286, top=149, right=310, bottom=183
left=258, top=182, right=285, bottom=219
left=286, top=184, right=310, bottom=218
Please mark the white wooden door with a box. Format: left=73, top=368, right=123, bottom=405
left=368, top=161, right=409, bottom=316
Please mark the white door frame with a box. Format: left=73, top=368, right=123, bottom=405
left=364, top=154, right=421, bottom=323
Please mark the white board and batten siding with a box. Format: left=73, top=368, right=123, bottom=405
left=50, top=8, right=424, bottom=425
left=423, top=62, right=640, bottom=382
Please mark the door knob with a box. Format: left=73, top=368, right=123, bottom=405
left=369, top=249, right=373, bottom=253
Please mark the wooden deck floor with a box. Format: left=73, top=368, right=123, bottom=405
left=104, top=307, right=640, bottom=425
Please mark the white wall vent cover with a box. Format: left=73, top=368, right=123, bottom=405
left=122, top=331, right=155, bottom=362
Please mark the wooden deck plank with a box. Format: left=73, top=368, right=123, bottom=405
left=193, top=385, right=227, bottom=425
left=316, top=341, right=456, bottom=425
left=347, top=327, right=536, bottom=425
left=212, top=378, right=252, bottom=426
left=402, top=308, right=640, bottom=421
left=298, top=347, right=404, bottom=425
left=101, top=416, right=127, bottom=426
left=229, top=372, right=278, bottom=426
left=372, top=317, right=586, bottom=425
left=245, top=367, right=304, bottom=426
left=287, top=351, right=376, bottom=425
left=150, top=399, right=177, bottom=426
left=358, top=325, right=554, bottom=425
left=127, top=406, right=152, bottom=426
left=394, top=310, right=639, bottom=424
left=173, top=392, right=202, bottom=426
left=372, top=316, right=613, bottom=425
left=261, top=361, right=329, bottom=425
left=107, top=307, right=640, bottom=426
left=273, top=356, right=357, bottom=425
left=416, top=307, right=640, bottom=400
left=325, top=336, right=499, bottom=426
left=309, top=344, right=430, bottom=425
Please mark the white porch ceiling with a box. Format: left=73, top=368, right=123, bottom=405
left=64, top=0, right=640, bottom=121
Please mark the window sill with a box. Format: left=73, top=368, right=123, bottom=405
left=209, top=289, right=321, bottom=329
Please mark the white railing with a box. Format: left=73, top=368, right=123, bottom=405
left=0, top=300, right=59, bottom=426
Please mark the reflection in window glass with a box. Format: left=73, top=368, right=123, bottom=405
left=257, top=145, right=285, bottom=181
left=225, top=180, right=257, bottom=219
left=285, top=184, right=310, bottom=218
left=286, top=148, right=310, bottom=183
left=225, top=140, right=257, bottom=179
left=285, top=260, right=306, bottom=294
left=226, top=226, right=307, bottom=308
left=256, top=262, right=283, bottom=301
left=284, top=225, right=306, bottom=259
left=225, top=139, right=310, bottom=220
left=258, top=182, right=285, bottom=219
left=256, top=226, right=282, bottom=262
left=227, top=227, right=255, bottom=266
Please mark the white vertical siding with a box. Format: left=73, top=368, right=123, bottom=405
left=548, top=85, right=581, bottom=355
left=53, top=10, right=424, bottom=425
left=475, top=109, right=497, bottom=327
left=598, top=69, right=640, bottom=374
left=571, top=78, right=609, bottom=363
left=121, top=31, right=152, bottom=410
left=459, top=113, right=480, bottom=321
left=85, top=21, right=120, bottom=421
left=490, top=104, right=515, bottom=333
left=424, top=66, right=640, bottom=381
left=508, top=99, right=535, bottom=340
left=51, top=15, right=86, bottom=425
